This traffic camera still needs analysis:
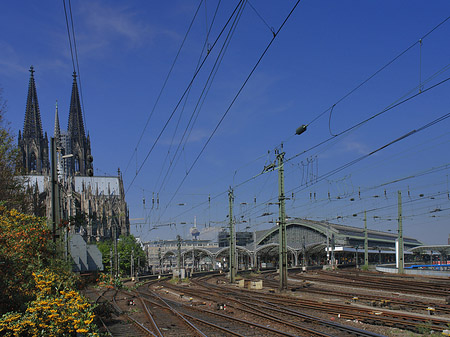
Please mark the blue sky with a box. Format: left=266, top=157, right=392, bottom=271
left=1, top=1, right=450, bottom=244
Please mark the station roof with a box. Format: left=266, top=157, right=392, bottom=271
left=409, top=245, right=450, bottom=254
left=254, top=218, right=422, bottom=247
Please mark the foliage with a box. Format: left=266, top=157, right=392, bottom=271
left=0, top=269, right=98, bottom=337
left=97, top=234, right=146, bottom=277
left=0, top=89, right=29, bottom=212
left=0, top=206, right=99, bottom=336
left=360, top=265, right=370, bottom=271
left=0, top=205, right=53, bottom=313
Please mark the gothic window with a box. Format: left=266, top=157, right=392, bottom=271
left=74, top=155, right=80, bottom=172
left=30, top=152, right=37, bottom=172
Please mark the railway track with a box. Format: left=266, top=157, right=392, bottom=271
left=85, top=268, right=450, bottom=336
left=153, top=278, right=387, bottom=336
left=84, top=287, right=155, bottom=336
left=138, top=287, right=329, bottom=336
left=166, top=274, right=450, bottom=334
left=291, top=270, right=450, bottom=297
left=260, top=272, right=450, bottom=315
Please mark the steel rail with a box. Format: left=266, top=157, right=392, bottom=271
left=138, top=297, right=164, bottom=337
left=189, top=280, right=384, bottom=336
left=126, top=315, right=158, bottom=337
left=234, top=298, right=385, bottom=337
left=188, top=274, right=450, bottom=333
left=140, top=290, right=310, bottom=337
left=148, top=290, right=208, bottom=337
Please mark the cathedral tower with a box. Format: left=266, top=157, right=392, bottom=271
left=67, top=72, right=93, bottom=176
left=18, top=66, right=49, bottom=174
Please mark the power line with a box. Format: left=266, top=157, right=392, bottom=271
left=307, top=15, right=450, bottom=127
left=152, top=1, right=222, bottom=193
left=126, top=0, right=245, bottom=193
left=67, top=0, right=87, bottom=130
left=124, top=0, right=205, bottom=176
left=229, top=111, right=450, bottom=226
left=151, top=12, right=450, bottom=227
left=162, top=78, right=450, bottom=227
left=155, top=0, right=246, bottom=199
left=288, top=73, right=450, bottom=165
left=248, top=1, right=274, bottom=36
left=287, top=111, right=450, bottom=201
left=62, top=0, right=76, bottom=72
left=159, top=0, right=303, bottom=218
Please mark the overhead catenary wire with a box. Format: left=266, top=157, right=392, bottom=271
left=227, top=111, right=450, bottom=227
left=159, top=0, right=303, bottom=219
left=288, top=73, right=450, bottom=165
left=123, top=0, right=205, bottom=176
left=62, top=0, right=76, bottom=73
left=152, top=0, right=222, bottom=194
left=67, top=0, right=87, bottom=131
left=165, top=57, right=450, bottom=224
left=248, top=1, right=275, bottom=36
left=308, top=15, right=450, bottom=127
left=151, top=11, right=450, bottom=229
left=164, top=72, right=450, bottom=226
left=155, top=0, right=244, bottom=199
left=126, top=0, right=246, bottom=193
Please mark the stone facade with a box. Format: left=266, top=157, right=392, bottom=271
left=19, top=66, right=129, bottom=242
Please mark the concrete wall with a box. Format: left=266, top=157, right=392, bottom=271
left=69, top=234, right=104, bottom=272
left=376, top=265, right=450, bottom=277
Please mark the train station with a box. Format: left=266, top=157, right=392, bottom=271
left=143, top=218, right=442, bottom=274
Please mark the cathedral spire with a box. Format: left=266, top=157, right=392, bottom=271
left=66, top=71, right=92, bottom=176
left=67, top=71, right=86, bottom=140
left=54, top=100, right=61, bottom=143
left=19, top=66, right=50, bottom=174
left=23, top=66, right=44, bottom=139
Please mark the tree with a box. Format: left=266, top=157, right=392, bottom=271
left=0, top=205, right=53, bottom=314
left=96, top=234, right=146, bottom=277
left=0, top=88, right=29, bottom=212
left=117, top=234, right=146, bottom=276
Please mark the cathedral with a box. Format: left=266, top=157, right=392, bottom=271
left=18, top=66, right=129, bottom=242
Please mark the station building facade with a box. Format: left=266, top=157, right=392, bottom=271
left=144, top=218, right=423, bottom=273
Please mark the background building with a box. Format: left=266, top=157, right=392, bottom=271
left=18, top=66, right=129, bottom=242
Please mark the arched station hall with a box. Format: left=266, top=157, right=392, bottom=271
left=155, top=218, right=423, bottom=273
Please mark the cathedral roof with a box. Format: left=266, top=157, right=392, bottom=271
left=67, top=72, right=86, bottom=140
left=74, top=176, right=122, bottom=196
left=23, top=66, right=44, bottom=140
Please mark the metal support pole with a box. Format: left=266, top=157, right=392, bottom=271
left=398, top=191, right=404, bottom=273
left=302, top=235, right=306, bottom=268
left=50, top=137, right=61, bottom=245
left=177, top=235, right=182, bottom=279
left=113, top=224, right=119, bottom=279
left=326, top=227, right=330, bottom=265
left=253, top=230, right=257, bottom=270
left=158, top=247, right=161, bottom=275
left=364, top=210, right=369, bottom=268
left=276, top=148, right=288, bottom=291
left=117, top=252, right=120, bottom=278
left=110, top=248, right=113, bottom=279
left=229, top=188, right=236, bottom=283
left=137, top=257, right=140, bottom=280
left=131, top=248, right=134, bottom=279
